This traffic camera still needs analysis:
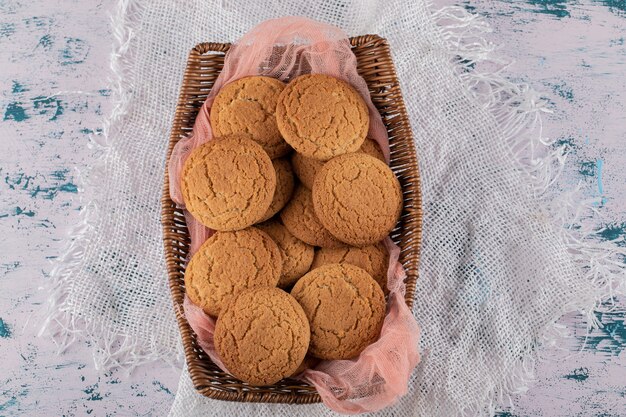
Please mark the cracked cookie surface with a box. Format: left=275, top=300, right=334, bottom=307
left=257, top=219, right=314, bottom=288
left=312, top=153, right=402, bottom=246
left=276, top=74, right=369, bottom=161
left=259, top=158, right=295, bottom=222
left=291, top=264, right=385, bottom=360
left=359, top=137, right=385, bottom=162
left=312, top=241, right=389, bottom=293
left=210, top=76, right=290, bottom=158
left=185, top=227, right=282, bottom=317
left=214, top=287, right=310, bottom=386
left=280, top=185, right=342, bottom=248
left=181, top=136, right=276, bottom=231
left=291, top=138, right=385, bottom=189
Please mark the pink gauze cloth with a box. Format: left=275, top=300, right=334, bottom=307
left=168, top=16, right=421, bottom=414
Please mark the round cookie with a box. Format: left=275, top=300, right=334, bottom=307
left=258, top=158, right=295, bottom=222
left=359, top=137, right=385, bottom=162
left=290, top=152, right=323, bottom=190
left=313, top=153, right=402, bottom=246
left=291, top=138, right=385, bottom=189
left=184, top=227, right=282, bottom=317
left=214, top=287, right=310, bottom=386
left=312, top=241, right=389, bottom=293
left=291, top=264, right=385, bottom=360
left=276, top=74, right=369, bottom=161
left=210, top=76, right=290, bottom=158
left=280, top=186, right=343, bottom=248
left=181, top=136, right=276, bottom=231
left=257, top=220, right=314, bottom=288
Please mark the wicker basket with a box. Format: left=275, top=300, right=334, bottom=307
left=161, top=35, right=422, bottom=404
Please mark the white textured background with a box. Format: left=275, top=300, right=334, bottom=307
left=1, top=0, right=624, bottom=416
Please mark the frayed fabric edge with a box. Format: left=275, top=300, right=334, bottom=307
left=429, top=5, right=626, bottom=417
left=38, top=0, right=625, bottom=398
left=38, top=0, right=182, bottom=374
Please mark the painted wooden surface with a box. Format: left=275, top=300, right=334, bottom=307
left=0, top=0, right=624, bottom=416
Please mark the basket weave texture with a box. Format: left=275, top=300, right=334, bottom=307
left=161, top=35, right=422, bottom=403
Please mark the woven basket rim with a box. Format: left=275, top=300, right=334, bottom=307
left=161, top=34, right=423, bottom=404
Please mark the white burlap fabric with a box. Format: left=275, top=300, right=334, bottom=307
left=44, top=0, right=626, bottom=416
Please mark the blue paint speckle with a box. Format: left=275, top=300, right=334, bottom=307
left=0, top=318, right=12, bottom=338
left=593, top=0, right=626, bottom=16
left=3, top=102, right=29, bottom=122
left=579, top=160, right=596, bottom=177
left=152, top=380, right=173, bottom=396
left=578, top=307, right=626, bottom=356
left=32, top=96, right=64, bottom=121
left=0, top=207, right=36, bottom=218
left=597, top=223, right=626, bottom=245
left=549, top=81, right=574, bottom=102
left=22, top=16, right=54, bottom=28
left=564, top=367, right=589, bottom=382
left=524, top=0, right=570, bottom=18
left=83, top=384, right=104, bottom=401
left=0, top=396, right=18, bottom=412
left=59, top=183, right=78, bottom=193
left=98, top=89, right=112, bottom=97
left=60, top=37, right=90, bottom=65
left=30, top=182, right=78, bottom=199
left=5, top=169, right=77, bottom=200
left=494, top=410, right=519, bottom=417
left=1, top=261, right=21, bottom=275
left=37, top=34, right=54, bottom=50
left=80, top=127, right=103, bottom=135
left=462, top=1, right=477, bottom=13
left=5, top=173, right=35, bottom=190
left=0, top=22, right=16, bottom=38
left=11, top=81, right=28, bottom=94
left=553, top=136, right=579, bottom=153
left=51, top=169, right=69, bottom=181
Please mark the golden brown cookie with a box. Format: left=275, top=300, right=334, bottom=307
left=214, top=287, right=310, bottom=386
left=184, top=227, right=282, bottom=317
left=280, top=186, right=343, bottom=248
left=291, top=264, right=385, bottom=360
left=290, top=152, right=324, bottom=190
left=258, top=158, right=295, bottom=222
left=210, top=76, right=290, bottom=158
left=291, top=138, right=385, bottom=189
left=359, top=137, right=385, bottom=162
left=257, top=220, right=314, bottom=288
left=181, top=136, right=276, bottom=231
left=276, top=74, right=369, bottom=161
left=313, top=153, right=402, bottom=246
left=312, top=242, right=389, bottom=293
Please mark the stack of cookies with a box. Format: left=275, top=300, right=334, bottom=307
left=182, top=73, right=402, bottom=386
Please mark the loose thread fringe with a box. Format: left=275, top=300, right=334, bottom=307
left=40, top=0, right=625, bottom=394
left=430, top=5, right=626, bottom=417
left=39, top=0, right=182, bottom=374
